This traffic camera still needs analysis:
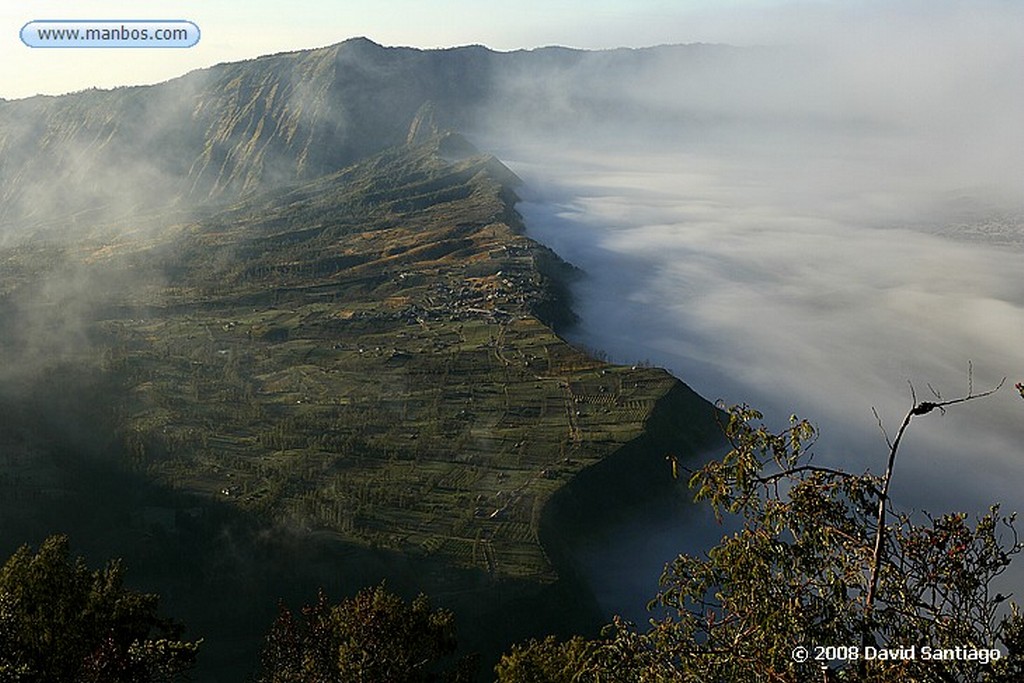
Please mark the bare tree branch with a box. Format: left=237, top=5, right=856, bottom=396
left=872, top=406, right=892, bottom=450
left=860, top=373, right=1006, bottom=676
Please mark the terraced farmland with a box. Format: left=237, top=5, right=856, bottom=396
left=0, top=135, right=720, bottom=582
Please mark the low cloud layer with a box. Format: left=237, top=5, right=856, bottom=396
left=497, top=126, right=1024, bottom=623
left=474, top=1, right=1024, bottom=614
left=510, top=147, right=1023, bottom=507
left=476, top=0, right=1024, bottom=511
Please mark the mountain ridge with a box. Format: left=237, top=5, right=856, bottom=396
left=0, top=37, right=750, bottom=231
left=0, top=40, right=727, bottom=679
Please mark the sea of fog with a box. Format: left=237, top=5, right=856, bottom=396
left=483, top=131, right=1024, bottom=623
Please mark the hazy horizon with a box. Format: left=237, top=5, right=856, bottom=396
left=7, top=1, right=1023, bottom=99
left=2, top=0, right=757, bottom=99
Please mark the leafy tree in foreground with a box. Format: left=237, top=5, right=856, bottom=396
left=0, top=534, right=200, bottom=682
left=498, top=384, right=1023, bottom=682
left=257, top=582, right=476, bottom=683
left=493, top=635, right=598, bottom=683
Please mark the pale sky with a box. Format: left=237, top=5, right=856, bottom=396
left=1, top=0, right=810, bottom=99
left=4, top=1, right=1019, bottom=99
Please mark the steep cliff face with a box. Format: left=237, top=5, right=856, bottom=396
left=0, top=38, right=742, bottom=232
left=0, top=38, right=495, bottom=226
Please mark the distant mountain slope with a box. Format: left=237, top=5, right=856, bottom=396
left=0, top=39, right=472, bottom=224
left=0, top=37, right=740, bottom=230
left=0, top=41, right=729, bottom=678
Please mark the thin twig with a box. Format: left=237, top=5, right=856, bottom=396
left=872, top=407, right=892, bottom=450
left=860, top=373, right=1004, bottom=678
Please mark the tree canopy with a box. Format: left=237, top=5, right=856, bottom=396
left=0, top=534, right=200, bottom=682
left=257, top=582, right=476, bottom=683
left=498, top=396, right=1024, bottom=682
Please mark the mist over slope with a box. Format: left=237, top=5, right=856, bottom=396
left=475, top=4, right=1024, bottom=521
left=0, top=39, right=468, bottom=227
left=465, top=2, right=1024, bottom=615
left=2, top=16, right=1023, bottom=640
left=0, top=37, right=741, bottom=233
left=0, top=39, right=738, bottom=677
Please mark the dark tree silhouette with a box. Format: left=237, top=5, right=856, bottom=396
left=0, top=535, right=200, bottom=682
left=257, top=582, right=476, bottom=683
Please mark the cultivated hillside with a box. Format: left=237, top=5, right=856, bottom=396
left=1, top=133, right=720, bottom=580
left=0, top=39, right=726, bottom=679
